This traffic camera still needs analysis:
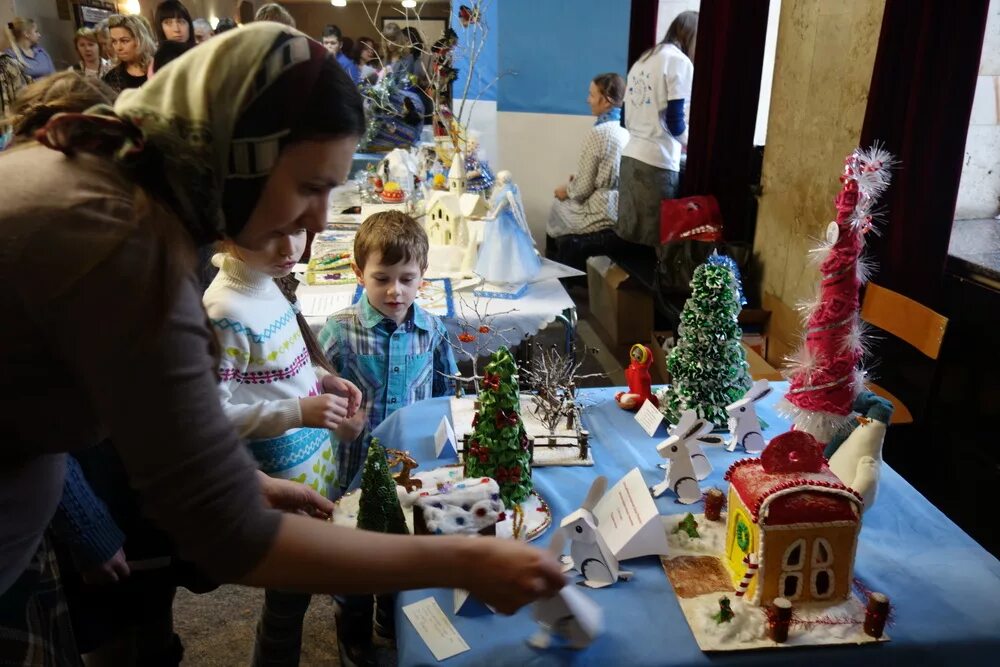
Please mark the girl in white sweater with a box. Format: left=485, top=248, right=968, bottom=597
left=203, top=230, right=364, bottom=664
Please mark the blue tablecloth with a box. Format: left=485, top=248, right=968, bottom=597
left=373, top=386, right=1000, bottom=666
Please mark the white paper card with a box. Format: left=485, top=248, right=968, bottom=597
left=453, top=588, right=495, bottom=616
left=594, top=468, right=670, bottom=561
left=298, top=290, right=354, bottom=318
left=634, top=400, right=664, bottom=437
left=402, top=597, right=470, bottom=661
left=434, top=417, right=457, bottom=459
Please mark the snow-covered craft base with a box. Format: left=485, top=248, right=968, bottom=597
left=332, top=465, right=552, bottom=542
left=661, top=513, right=888, bottom=652
left=450, top=397, right=594, bottom=467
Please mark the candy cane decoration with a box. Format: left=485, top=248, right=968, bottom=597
left=735, top=554, right=759, bottom=597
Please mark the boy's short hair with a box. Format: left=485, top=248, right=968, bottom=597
left=354, top=210, right=429, bottom=271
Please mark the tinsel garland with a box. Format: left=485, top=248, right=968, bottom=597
left=657, top=263, right=751, bottom=425
left=777, top=145, right=894, bottom=443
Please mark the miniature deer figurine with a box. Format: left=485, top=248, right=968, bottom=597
left=652, top=418, right=710, bottom=503
left=560, top=476, right=632, bottom=588
left=529, top=531, right=604, bottom=650
left=725, top=379, right=772, bottom=454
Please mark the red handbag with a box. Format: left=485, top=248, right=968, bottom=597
left=660, top=195, right=724, bottom=244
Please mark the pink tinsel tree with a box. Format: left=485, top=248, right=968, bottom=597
left=778, top=146, right=893, bottom=444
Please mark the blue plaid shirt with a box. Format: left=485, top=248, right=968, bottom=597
left=319, top=296, right=457, bottom=486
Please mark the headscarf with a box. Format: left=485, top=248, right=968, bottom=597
left=37, top=23, right=357, bottom=243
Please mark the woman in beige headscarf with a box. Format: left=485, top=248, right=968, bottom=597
left=0, top=23, right=563, bottom=662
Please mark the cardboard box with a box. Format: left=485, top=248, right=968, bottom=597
left=587, top=256, right=654, bottom=348
left=738, top=308, right=771, bottom=359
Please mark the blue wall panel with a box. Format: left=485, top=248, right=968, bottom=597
left=453, top=0, right=499, bottom=102
left=497, top=0, right=631, bottom=115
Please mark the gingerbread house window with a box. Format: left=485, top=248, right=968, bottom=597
left=780, top=572, right=802, bottom=599
left=811, top=568, right=834, bottom=598
left=812, top=538, right=833, bottom=567
left=783, top=539, right=805, bottom=569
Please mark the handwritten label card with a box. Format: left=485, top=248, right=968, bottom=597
left=634, top=399, right=665, bottom=437
left=594, top=468, right=670, bottom=561
left=402, top=597, right=470, bottom=661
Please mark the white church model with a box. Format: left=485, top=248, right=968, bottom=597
left=424, top=153, right=489, bottom=273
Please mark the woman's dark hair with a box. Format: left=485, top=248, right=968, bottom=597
left=152, top=40, right=189, bottom=74
left=214, top=18, right=237, bottom=35
left=642, top=10, right=698, bottom=62
left=401, top=26, right=424, bottom=54
left=593, top=72, right=625, bottom=107
left=154, top=1, right=196, bottom=48
left=352, top=36, right=377, bottom=65
left=7, top=70, right=117, bottom=142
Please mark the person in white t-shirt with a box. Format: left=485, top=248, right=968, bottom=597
left=618, top=11, right=698, bottom=247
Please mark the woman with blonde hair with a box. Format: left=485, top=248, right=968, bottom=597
left=617, top=10, right=698, bottom=247
left=71, top=28, right=112, bottom=79
left=102, top=14, right=156, bottom=92
left=3, top=17, right=55, bottom=80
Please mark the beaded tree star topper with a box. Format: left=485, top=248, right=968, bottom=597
left=777, top=146, right=894, bottom=444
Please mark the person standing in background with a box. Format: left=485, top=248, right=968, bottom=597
left=71, top=28, right=111, bottom=79
left=102, top=14, right=156, bottom=93
left=353, top=36, right=380, bottom=83
left=322, top=25, right=359, bottom=83
left=3, top=17, right=55, bottom=81
left=192, top=18, right=213, bottom=44
left=154, top=1, right=196, bottom=48
left=617, top=11, right=697, bottom=247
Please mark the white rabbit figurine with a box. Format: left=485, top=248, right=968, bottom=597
left=560, top=476, right=633, bottom=588
left=725, top=379, right=772, bottom=454
left=529, top=531, right=604, bottom=650
left=651, top=418, right=710, bottom=503
left=662, top=409, right=723, bottom=481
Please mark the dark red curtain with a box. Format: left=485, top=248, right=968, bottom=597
left=628, top=0, right=659, bottom=69
left=679, top=0, right=770, bottom=244
left=860, top=0, right=989, bottom=308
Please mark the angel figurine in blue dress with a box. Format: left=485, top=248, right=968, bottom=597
left=475, top=170, right=542, bottom=285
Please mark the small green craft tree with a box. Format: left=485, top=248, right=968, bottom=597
left=464, top=346, right=532, bottom=508
left=357, top=438, right=409, bottom=535
left=660, top=263, right=751, bottom=426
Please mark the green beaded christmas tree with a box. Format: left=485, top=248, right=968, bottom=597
left=464, top=346, right=532, bottom=508
left=659, top=262, right=751, bottom=426
left=357, top=438, right=409, bottom=535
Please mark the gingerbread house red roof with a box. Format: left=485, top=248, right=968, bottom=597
left=724, top=431, right=862, bottom=526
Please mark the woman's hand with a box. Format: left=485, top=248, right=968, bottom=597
left=554, top=184, right=569, bottom=201
left=321, top=374, right=362, bottom=416
left=81, top=547, right=130, bottom=585
left=300, top=394, right=350, bottom=429
left=257, top=471, right=334, bottom=520
left=461, top=538, right=566, bottom=614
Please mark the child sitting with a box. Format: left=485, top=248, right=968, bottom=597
left=203, top=231, right=360, bottom=666
left=319, top=210, right=458, bottom=664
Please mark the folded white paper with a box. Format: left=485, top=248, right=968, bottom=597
left=434, top=416, right=458, bottom=459
left=594, top=468, right=670, bottom=561
left=634, top=399, right=665, bottom=437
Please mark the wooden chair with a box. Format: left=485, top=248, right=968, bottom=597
left=859, top=283, right=949, bottom=425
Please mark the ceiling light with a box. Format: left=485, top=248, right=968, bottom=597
left=402, top=0, right=417, bottom=8
left=331, top=0, right=347, bottom=6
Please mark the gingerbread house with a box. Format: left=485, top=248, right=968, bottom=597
left=723, top=430, right=862, bottom=606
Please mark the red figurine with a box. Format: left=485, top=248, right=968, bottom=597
left=615, top=344, right=659, bottom=411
